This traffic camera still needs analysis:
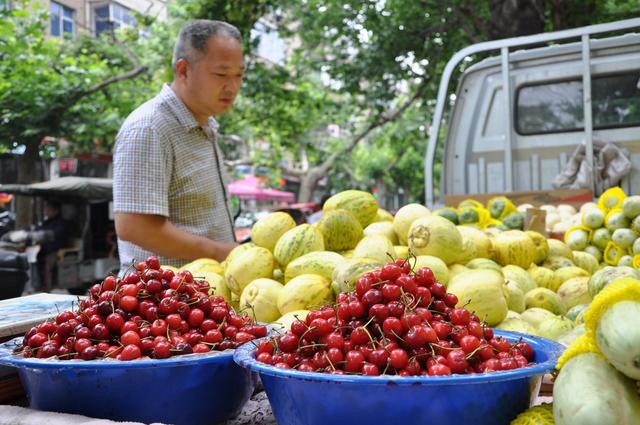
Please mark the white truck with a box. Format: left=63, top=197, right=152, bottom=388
left=424, top=18, right=640, bottom=207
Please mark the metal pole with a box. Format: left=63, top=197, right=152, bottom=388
left=581, top=34, right=595, bottom=194
left=501, top=47, right=514, bottom=192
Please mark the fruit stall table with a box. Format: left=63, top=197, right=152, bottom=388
left=0, top=391, right=277, bottom=425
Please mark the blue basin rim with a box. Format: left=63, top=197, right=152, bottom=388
left=0, top=337, right=237, bottom=369
left=234, top=329, right=565, bottom=385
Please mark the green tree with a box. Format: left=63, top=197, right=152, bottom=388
left=0, top=1, right=150, bottom=225
left=253, top=0, right=639, bottom=204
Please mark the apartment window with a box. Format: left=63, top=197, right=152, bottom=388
left=50, top=1, right=74, bottom=38
left=95, top=3, right=136, bottom=37
left=516, top=71, right=640, bottom=134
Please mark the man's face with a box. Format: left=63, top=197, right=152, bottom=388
left=185, top=36, right=244, bottom=117
left=44, top=205, right=59, bottom=220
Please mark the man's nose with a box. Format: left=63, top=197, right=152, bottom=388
left=225, top=77, right=242, bottom=93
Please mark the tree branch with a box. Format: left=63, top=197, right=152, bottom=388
left=224, top=157, right=253, bottom=167
left=339, top=162, right=372, bottom=186
left=67, top=31, right=148, bottom=105
left=313, top=65, right=436, bottom=177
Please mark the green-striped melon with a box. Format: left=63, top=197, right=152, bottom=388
left=394, top=245, right=409, bottom=260
left=526, top=231, right=549, bottom=264
left=323, top=190, right=378, bottom=228
left=225, top=246, right=275, bottom=294
left=524, top=287, right=566, bottom=315
left=273, top=224, right=325, bottom=268
left=251, top=212, right=297, bottom=252
left=572, top=250, right=600, bottom=275
left=447, top=269, right=508, bottom=326
left=528, top=265, right=555, bottom=290
left=551, top=266, right=589, bottom=292
left=198, top=271, right=231, bottom=302
left=353, top=235, right=396, bottom=264
left=273, top=310, right=310, bottom=331
left=239, top=278, right=284, bottom=322
left=284, top=251, right=345, bottom=283
left=407, top=215, right=462, bottom=265
left=466, top=258, right=503, bottom=274
left=316, top=209, right=363, bottom=251
left=547, top=239, right=574, bottom=260
left=372, top=208, right=394, bottom=223
left=413, top=255, right=450, bottom=285
left=502, top=264, right=537, bottom=294
left=543, top=255, right=576, bottom=271
left=456, top=225, right=492, bottom=264
left=277, top=274, right=333, bottom=314
left=393, top=203, right=431, bottom=245
left=492, top=230, right=536, bottom=269
left=364, top=221, right=399, bottom=245
left=557, top=276, right=591, bottom=310
left=224, top=242, right=256, bottom=267
left=332, top=258, right=383, bottom=293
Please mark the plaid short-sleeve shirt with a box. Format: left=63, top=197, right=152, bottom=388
left=113, top=84, right=235, bottom=270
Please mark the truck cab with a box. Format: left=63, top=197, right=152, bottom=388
left=425, top=18, right=640, bottom=206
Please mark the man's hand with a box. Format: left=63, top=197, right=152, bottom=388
left=115, top=213, right=237, bottom=262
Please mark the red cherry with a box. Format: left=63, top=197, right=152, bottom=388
left=394, top=259, right=411, bottom=275
left=150, top=319, right=168, bottom=337
left=459, top=335, right=481, bottom=354
left=514, top=341, right=534, bottom=362
left=355, top=276, right=373, bottom=298
left=428, top=364, right=452, bottom=376
left=389, top=348, right=409, bottom=369
left=188, top=308, right=205, bottom=328
left=121, top=331, right=141, bottom=346
left=429, top=282, right=446, bottom=298
left=105, top=313, right=125, bottom=334
left=146, top=256, right=161, bottom=270
left=277, top=333, right=299, bottom=353
left=380, top=263, right=402, bottom=281
left=415, top=267, right=436, bottom=286
left=344, top=350, right=365, bottom=373
left=119, top=295, right=139, bottom=312
left=102, top=275, right=117, bottom=291
left=362, top=362, right=380, bottom=376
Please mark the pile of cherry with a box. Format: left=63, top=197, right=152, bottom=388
left=17, top=256, right=265, bottom=361
left=256, top=260, right=535, bottom=376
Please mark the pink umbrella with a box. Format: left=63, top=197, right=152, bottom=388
left=228, top=175, right=295, bottom=203
left=262, top=188, right=295, bottom=203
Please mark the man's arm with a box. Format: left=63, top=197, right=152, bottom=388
left=115, top=212, right=237, bottom=262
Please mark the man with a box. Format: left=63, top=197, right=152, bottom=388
left=35, top=200, right=71, bottom=291
left=114, top=20, right=242, bottom=271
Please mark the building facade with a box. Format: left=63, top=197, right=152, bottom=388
left=44, top=0, right=166, bottom=38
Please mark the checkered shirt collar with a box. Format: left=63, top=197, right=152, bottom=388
left=160, top=84, right=219, bottom=134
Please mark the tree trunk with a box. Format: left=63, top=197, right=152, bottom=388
left=297, top=167, right=326, bottom=203
left=549, top=0, right=598, bottom=31
left=490, top=0, right=545, bottom=39
left=15, top=138, right=41, bottom=228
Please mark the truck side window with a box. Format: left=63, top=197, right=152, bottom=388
left=592, top=73, right=640, bottom=128
left=515, top=72, right=640, bottom=135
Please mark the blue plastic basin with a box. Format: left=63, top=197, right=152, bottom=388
left=234, top=330, right=564, bottom=425
left=0, top=337, right=258, bottom=425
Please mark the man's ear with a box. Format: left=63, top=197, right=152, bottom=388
left=174, top=58, right=189, bottom=80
